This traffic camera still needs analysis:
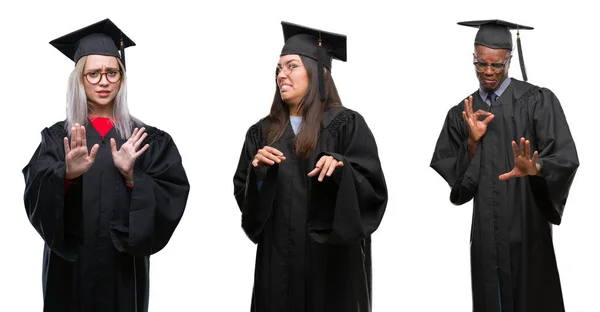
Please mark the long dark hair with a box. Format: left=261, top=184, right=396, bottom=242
left=266, top=55, right=343, bottom=158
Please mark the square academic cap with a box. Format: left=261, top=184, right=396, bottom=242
left=49, top=18, right=135, bottom=69
left=458, top=19, right=533, bottom=81
left=280, top=21, right=347, bottom=101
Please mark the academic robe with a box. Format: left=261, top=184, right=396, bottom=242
left=23, top=120, right=190, bottom=312
left=233, top=107, right=388, bottom=312
left=430, top=78, right=579, bottom=312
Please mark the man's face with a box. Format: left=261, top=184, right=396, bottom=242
left=473, top=45, right=511, bottom=92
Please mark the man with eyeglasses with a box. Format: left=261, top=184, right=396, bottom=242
left=430, top=20, right=579, bottom=312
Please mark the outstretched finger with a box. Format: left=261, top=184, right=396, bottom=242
left=75, top=124, right=82, bottom=149
left=315, top=156, right=327, bottom=169
left=134, top=133, right=148, bottom=150
left=520, top=138, right=526, bottom=158
left=325, top=160, right=338, bottom=177
left=70, top=127, right=77, bottom=150
left=462, top=111, right=472, bottom=126
left=80, top=126, right=88, bottom=150
left=525, top=140, right=531, bottom=159
left=308, top=157, right=327, bottom=177
left=307, top=166, right=321, bottom=177
left=134, top=127, right=146, bottom=142
left=129, top=128, right=139, bottom=142
left=463, top=97, right=472, bottom=119
left=64, top=137, right=70, bottom=155
left=511, top=141, right=519, bottom=160
left=319, top=157, right=334, bottom=181
left=135, top=144, right=150, bottom=158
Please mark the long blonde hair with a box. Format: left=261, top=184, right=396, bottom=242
left=65, top=56, right=137, bottom=139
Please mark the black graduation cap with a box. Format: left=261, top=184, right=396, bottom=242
left=458, top=19, right=533, bottom=81
left=280, top=21, right=347, bottom=101
left=49, top=18, right=135, bottom=69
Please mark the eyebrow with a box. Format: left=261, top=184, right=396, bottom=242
left=277, top=59, right=301, bottom=67
left=84, top=67, right=120, bottom=72
left=474, top=60, right=507, bottom=65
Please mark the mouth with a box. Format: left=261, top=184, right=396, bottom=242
left=482, top=78, right=496, bottom=85
left=280, top=84, right=292, bottom=92
left=97, top=90, right=112, bottom=97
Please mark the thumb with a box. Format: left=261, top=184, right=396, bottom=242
left=89, top=144, right=100, bottom=161
left=110, top=138, right=117, bottom=153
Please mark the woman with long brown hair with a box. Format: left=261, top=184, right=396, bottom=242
left=233, top=21, right=388, bottom=311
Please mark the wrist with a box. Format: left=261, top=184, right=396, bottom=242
left=121, top=170, right=133, bottom=183
left=528, top=163, right=542, bottom=177
left=65, top=169, right=79, bottom=180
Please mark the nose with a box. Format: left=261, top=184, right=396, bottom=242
left=484, top=65, right=495, bottom=75
left=277, top=74, right=288, bottom=88
left=98, top=73, right=110, bottom=86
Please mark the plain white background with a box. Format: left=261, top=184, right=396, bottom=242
left=1, top=0, right=597, bottom=311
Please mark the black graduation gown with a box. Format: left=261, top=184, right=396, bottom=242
left=233, top=108, right=388, bottom=312
left=23, top=120, right=190, bottom=312
left=430, top=79, right=579, bottom=312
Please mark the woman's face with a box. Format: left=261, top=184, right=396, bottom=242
left=277, top=54, right=309, bottom=109
left=83, top=55, right=121, bottom=109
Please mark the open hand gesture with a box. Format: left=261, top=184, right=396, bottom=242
left=462, top=95, right=495, bottom=143
left=499, top=137, right=540, bottom=181
left=307, top=155, right=344, bottom=182
left=111, top=127, right=150, bottom=182
left=64, top=123, right=99, bottom=180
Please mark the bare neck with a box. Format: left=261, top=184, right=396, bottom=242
left=88, top=102, right=114, bottom=119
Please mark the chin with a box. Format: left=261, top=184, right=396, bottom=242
left=280, top=94, right=293, bottom=103
left=97, top=100, right=114, bottom=106
left=480, top=83, right=497, bottom=92
left=91, top=98, right=115, bottom=107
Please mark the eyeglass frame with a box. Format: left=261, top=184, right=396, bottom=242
left=472, top=55, right=512, bottom=74
left=83, top=69, right=123, bottom=85
left=276, top=60, right=304, bottom=76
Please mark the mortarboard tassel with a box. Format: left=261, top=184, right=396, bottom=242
left=516, top=29, right=527, bottom=81
left=317, top=34, right=326, bottom=102
left=120, top=34, right=126, bottom=70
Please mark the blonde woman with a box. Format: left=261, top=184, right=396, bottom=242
left=22, top=19, right=189, bottom=312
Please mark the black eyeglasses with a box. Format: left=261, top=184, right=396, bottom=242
left=83, top=70, right=122, bottom=84
left=473, top=58, right=510, bottom=74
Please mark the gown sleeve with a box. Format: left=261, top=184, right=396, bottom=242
left=527, top=88, right=579, bottom=225
left=309, top=110, right=388, bottom=244
left=109, top=127, right=190, bottom=256
left=23, top=123, right=82, bottom=261
left=233, top=122, right=278, bottom=244
left=430, top=103, right=482, bottom=205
